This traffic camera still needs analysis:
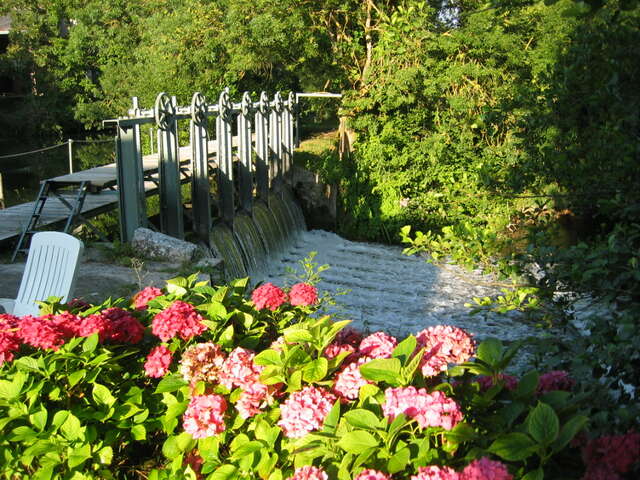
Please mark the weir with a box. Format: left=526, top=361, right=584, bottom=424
left=109, top=89, right=312, bottom=279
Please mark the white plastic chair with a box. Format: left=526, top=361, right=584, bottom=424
left=0, top=232, right=84, bottom=316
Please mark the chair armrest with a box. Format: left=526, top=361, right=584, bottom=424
left=0, top=298, right=15, bottom=315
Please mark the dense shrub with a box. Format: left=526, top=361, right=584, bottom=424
left=1, top=273, right=638, bottom=479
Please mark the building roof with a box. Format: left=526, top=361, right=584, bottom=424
left=0, top=16, right=11, bottom=34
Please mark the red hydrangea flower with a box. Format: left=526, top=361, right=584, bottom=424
left=18, top=315, right=66, bottom=351
left=477, top=374, right=518, bottom=392
left=287, top=466, right=328, bottom=480
left=109, top=315, right=145, bottom=344
left=411, top=466, right=459, bottom=480
left=383, top=386, right=463, bottom=431
left=289, top=282, right=318, bottom=306
left=359, top=332, right=397, bottom=359
left=133, top=286, right=163, bottom=311
left=582, top=431, right=640, bottom=476
left=218, top=347, right=263, bottom=390
left=333, top=357, right=373, bottom=401
left=355, top=469, right=393, bottom=480
left=77, top=312, right=113, bottom=342
left=251, top=283, right=287, bottom=311
left=0, top=314, right=21, bottom=364
left=537, top=370, right=574, bottom=394
left=152, top=301, right=207, bottom=341
left=47, top=312, right=81, bottom=338
left=278, top=386, right=337, bottom=438
left=183, top=394, right=227, bottom=439
left=144, top=345, right=173, bottom=378
left=179, top=342, right=227, bottom=386
left=460, top=457, right=512, bottom=480
left=416, top=325, right=475, bottom=377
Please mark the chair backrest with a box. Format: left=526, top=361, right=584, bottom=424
left=13, top=232, right=84, bottom=316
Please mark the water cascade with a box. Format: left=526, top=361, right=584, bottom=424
left=210, top=224, right=247, bottom=280
left=232, top=213, right=269, bottom=276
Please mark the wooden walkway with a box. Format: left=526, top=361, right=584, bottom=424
left=0, top=141, right=220, bottom=245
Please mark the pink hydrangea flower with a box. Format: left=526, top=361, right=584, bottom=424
left=133, top=286, right=163, bottom=310
left=179, top=342, right=227, bottom=386
left=580, top=465, right=621, bottom=480
left=582, top=431, right=640, bottom=475
left=278, top=386, right=336, bottom=438
left=287, top=466, right=328, bottom=480
left=47, top=312, right=81, bottom=338
left=411, top=466, right=460, bottom=480
left=383, top=387, right=463, bottom=430
left=152, top=301, right=207, bottom=341
left=333, top=357, right=373, bottom=401
left=323, top=341, right=357, bottom=361
left=144, top=345, right=173, bottom=378
left=359, top=332, right=397, bottom=359
left=235, top=382, right=281, bottom=419
left=355, top=469, right=393, bottom=480
left=477, top=374, right=518, bottom=392
left=0, top=314, right=21, bottom=364
left=289, top=282, right=318, bottom=306
left=218, top=347, right=263, bottom=390
left=18, top=315, right=66, bottom=350
left=76, top=312, right=113, bottom=342
left=416, top=325, right=475, bottom=377
left=460, top=457, right=512, bottom=480
left=537, top=370, right=574, bottom=394
left=183, top=394, right=227, bottom=439
left=251, top=283, right=288, bottom=311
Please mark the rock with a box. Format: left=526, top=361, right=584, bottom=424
left=131, top=228, right=198, bottom=263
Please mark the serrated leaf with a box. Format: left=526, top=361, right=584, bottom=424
left=210, top=464, right=238, bottom=480
left=154, top=374, right=188, bottom=394
left=476, top=338, right=503, bottom=367
left=218, top=324, right=234, bottom=348
left=67, top=443, right=91, bottom=469
left=489, top=433, right=537, bottom=461
left=82, top=333, right=99, bottom=353
left=67, top=369, right=86, bottom=388
left=360, top=358, right=401, bottom=385
left=516, top=370, right=539, bottom=398
left=207, top=301, right=227, bottom=320
left=302, top=358, right=328, bottom=383
left=344, top=409, right=381, bottom=430
left=337, top=430, right=379, bottom=454
left=551, top=414, right=588, bottom=453
left=283, top=329, right=314, bottom=343
left=60, top=413, right=84, bottom=441
left=92, top=383, right=116, bottom=408
left=254, top=349, right=282, bottom=366
left=131, top=424, right=146, bottom=440
left=527, top=402, right=559, bottom=445
left=392, top=335, right=417, bottom=364
left=522, top=468, right=544, bottom=480
left=387, top=446, right=410, bottom=473
left=97, top=446, right=113, bottom=465
left=29, top=408, right=48, bottom=432
left=14, top=357, right=40, bottom=372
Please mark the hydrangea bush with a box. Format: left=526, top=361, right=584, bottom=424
left=0, top=274, right=638, bottom=480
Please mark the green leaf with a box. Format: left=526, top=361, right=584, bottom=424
left=97, top=446, right=113, bottom=465
left=131, top=424, right=147, bottom=440
left=344, top=409, right=381, bottom=430
left=551, top=415, right=589, bottom=453
left=207, top=301, right=227, bottom=320
left=476, top=338, right=503, bottom=367
left=231, top=441, right=263, bottom=459
left=359, top=358, right=401, bottom=385
left=209, top=464, right=238, bottom=480
left=522, top=468, right=544, bottom=480
left=322, top=400, right=340, bottom=434
left=488, top=433, right=538, bottom=461
left=14, top=357, right=40, bottom=373
left=444, top=422, right=477, bottom=444
left=67, top=443, right=91, bottom=469
left=515, top=370, right=539, bottom=398
left=10, top=426, right=37, bottom=442
left=283, top=329, right=314, bottom=343
left=254, top=349, right=282, bottom=366
left=387, top=446, right=410, bottom=474
left=392, top=335, right=417, bottom=364
left=0, top=378, right=23, bottom=400
left=218, top=324, right=234, bottom=348
left=302, top=358, right=328, bottom=383
left=29, top=407, right=48, bottom=432
left=92, top=383, right=116, bottom=408
left=60, top=413, right=84, bottom=441
left=155, top=374, right=188, bottom=394
left=527, top=402, right=559, bottom=445
left=67, top=369, right=86, bottom=388
left=337, top=430, right=379, bottom=454
left=82, top=333, right=99, bottom=353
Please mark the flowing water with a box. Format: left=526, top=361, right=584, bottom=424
left=214, top=192, right=548, bottom=362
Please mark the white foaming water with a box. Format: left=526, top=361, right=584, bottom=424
left=260, top=230, right=545, bottom=344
